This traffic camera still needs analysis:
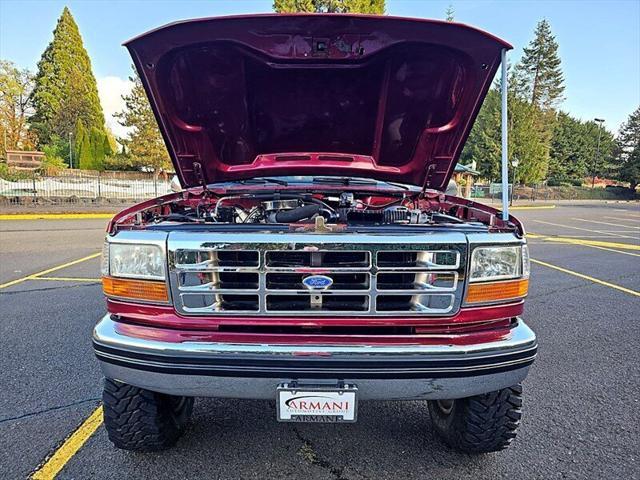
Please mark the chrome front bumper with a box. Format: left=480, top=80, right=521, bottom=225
left=93, top=315, right=537, bottom=400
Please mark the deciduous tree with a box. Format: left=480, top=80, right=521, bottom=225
left=0, top=61, right=36, bottom=157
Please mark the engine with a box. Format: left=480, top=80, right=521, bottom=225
left=152, top=191, right=444, bottom=226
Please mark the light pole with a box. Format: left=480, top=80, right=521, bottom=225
left=510, top=157, right=519, bottom=206
left=68, top=131, right=73, bottom=169
left=591, top=118, right=605, bottom=188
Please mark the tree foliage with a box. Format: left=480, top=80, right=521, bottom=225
left=445, top=4, right=455, bottom=22
left=0, top=60, right=37, bottom=157
left=115, top=69, right=171, bottom=173
left=549, top=113, right=615, bottom=183
left=616, top=106, right=640, bottom=190
left=513, top=19, right=565, bottom=110
left=461, top=88, right=551, bottom=184
left=30, top=7, right=105, bottom=145
left=273, top=0, right=384, bottom=14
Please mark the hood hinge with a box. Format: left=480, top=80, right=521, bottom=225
left=420, top=164, right=437, bottom=196
left=192, top=161, right=211, bottom=194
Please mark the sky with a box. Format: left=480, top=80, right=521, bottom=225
left=0, top=0, right=638, bottom=137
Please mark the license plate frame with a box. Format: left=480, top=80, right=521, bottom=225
left=276, top=383, right=358, bottom=423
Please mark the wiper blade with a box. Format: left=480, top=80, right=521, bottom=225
left=238, top=178, right=289, bottom=186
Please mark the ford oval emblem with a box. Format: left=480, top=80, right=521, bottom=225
left=302, top=275, right=333, bottom=290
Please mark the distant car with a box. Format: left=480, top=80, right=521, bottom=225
left=95, top=14, right=535, bottom=455
left=170, top=175, right=181, bottom=192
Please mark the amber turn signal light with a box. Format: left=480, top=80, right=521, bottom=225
left=465, top=278, right=529, bottom=304
left=102, top=277, right=168, bottom=302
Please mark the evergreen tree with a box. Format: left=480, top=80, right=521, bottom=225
left=115, top=69, right=170, bottom=174
left=549, top=113, right=615, bottom=184
left=78, top=128, right=92, bottom=170
left=445, top=4, right=455, bottom=22
left=616, top=107, right=640, bottom=191
left=461, top=90, right=501, bottom=180
left=461, top=86, right=551, bottom=184
left=273, top=0, right=384, bottom=14
left=30, top=7, right=106, bottom=145
left=73, top=119, right=86, bottom=168
left=513, top=19, right=565, bottom=110
left=90, top=127, right=106, bottom=170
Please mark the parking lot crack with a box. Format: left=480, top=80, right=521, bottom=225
left=0, top=282, right=99, bottom=295
left=0, top=397, right=100, bottom=424
left=293, top=428, right=361, bottom=480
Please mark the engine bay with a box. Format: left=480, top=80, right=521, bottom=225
left=108, top=185, right=523, bottom=236
left=145, top=191, right=473, bottom=227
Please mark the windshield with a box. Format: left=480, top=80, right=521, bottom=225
left=213, top=176, right=421, bottom=191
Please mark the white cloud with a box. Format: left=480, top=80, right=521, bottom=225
left=97, top=76, right=133, bottom=139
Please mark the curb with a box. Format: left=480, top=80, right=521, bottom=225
left=509, top=205, right=556, bottom=210
left=0, top=213, right=114, bottom=220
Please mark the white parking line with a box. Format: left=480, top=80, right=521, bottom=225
left=531, top=220, right=639, bottom=239
left=572, top=218, right=640, bottom=230
left=604, top=216, right=640, bottom=223
left=613, top=210, right=640, bottom=218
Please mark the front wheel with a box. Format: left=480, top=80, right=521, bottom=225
left=102, top=378, right=193, bottom=451
left=428, top=384, right=523, bottom=453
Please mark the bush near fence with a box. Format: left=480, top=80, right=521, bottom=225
left=471, top=184, right=638, bottom=202
left=0, top=169, right=172, bottom=205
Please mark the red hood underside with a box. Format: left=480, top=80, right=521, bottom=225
left=125, top=14, right=510, bottom=190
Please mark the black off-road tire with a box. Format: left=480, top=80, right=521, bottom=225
left=102, top=378, right=194, bottom=452
left=428, top=384, right=523, bottom=453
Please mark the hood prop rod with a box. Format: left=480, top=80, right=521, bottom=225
left=500, top=48, right=510, bottom=221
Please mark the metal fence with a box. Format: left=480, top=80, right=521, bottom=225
left=0, top=170, right=172, bottom=203
left=471, top=184, right=636, bottom=202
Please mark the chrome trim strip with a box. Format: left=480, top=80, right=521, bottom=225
left=93, top=315, right=536, bottom=359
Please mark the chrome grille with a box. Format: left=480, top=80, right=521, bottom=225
left=168, top=232, right=466, bottom=316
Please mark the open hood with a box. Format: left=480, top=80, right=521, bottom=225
left=125, top=14, right=510, bottom=190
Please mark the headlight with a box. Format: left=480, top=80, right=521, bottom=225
left=469, top=245, right=525, bottom=282
left=105, top=243, right=165, bottom=280
left=465, top=244, right=529, bottom=305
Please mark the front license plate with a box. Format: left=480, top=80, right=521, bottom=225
left=277, top=384, right=358, bottom=423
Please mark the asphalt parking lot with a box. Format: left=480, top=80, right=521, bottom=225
left=1, top=203, right=638, bottom=480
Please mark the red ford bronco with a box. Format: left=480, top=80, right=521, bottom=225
left=95, top=14, right=536, bottom=453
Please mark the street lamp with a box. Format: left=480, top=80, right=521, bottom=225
left=510, top=157, right=519, bottom=206
left=68, top=131, right=73, bottom=169
left=591, top=118, right=605, bottom=189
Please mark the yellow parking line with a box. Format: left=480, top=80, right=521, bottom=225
left=531, top=259, right=640, bottom=297
left=35, top=277, right=101, bottom=282
left=509, top=205, right=556, bottom=210
left=0, top=213, right=114, bottom=220
left=527, top=233, right=640, bottom=251
left=31, top=406, right=103, bottom=480
left=0, top=253, right=101, bottom=290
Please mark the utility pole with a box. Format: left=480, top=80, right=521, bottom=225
left=591, top=118, right=605, bottom=188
